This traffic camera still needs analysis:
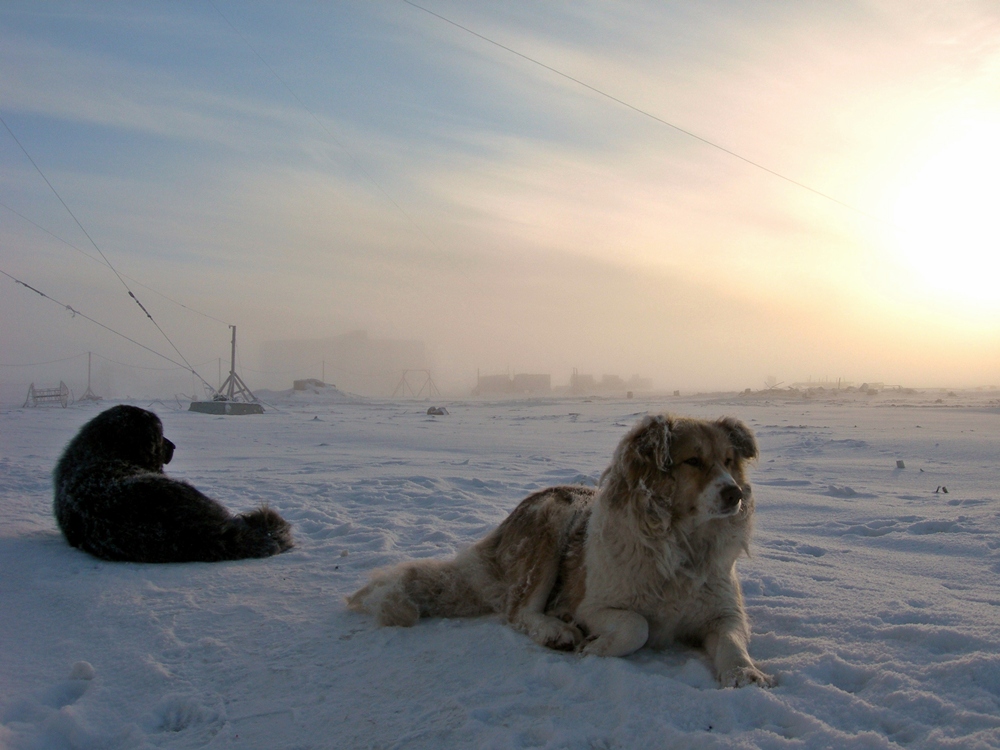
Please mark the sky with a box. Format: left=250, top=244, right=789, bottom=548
left=1, top=0, right=999, bottom=398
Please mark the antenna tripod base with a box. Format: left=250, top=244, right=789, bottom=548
left=188, top=400, right=264, bottom=415
left=189, top=325, right=263, bottom=414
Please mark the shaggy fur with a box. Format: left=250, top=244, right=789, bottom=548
left=53, top=405, right=293, bottom=563
left=348, top=413, right=773, bottom=688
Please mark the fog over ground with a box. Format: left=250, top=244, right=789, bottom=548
left=2, top=2, right=998, bottom=400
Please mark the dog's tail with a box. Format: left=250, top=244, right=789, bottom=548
left=346, top=554, right=491, bottom=627
left=221, top=506, right=294, bottom=560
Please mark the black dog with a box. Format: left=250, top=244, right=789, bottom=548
left=53, top=405, right=293, bottom=562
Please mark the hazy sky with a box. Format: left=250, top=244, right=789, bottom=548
left=2, top=0, right=999, bottom=396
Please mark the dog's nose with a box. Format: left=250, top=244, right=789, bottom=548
left=721, top=484, right=743, bottom=511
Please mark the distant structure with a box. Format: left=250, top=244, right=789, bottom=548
left=513, top=373, right=551, bottom=394
left=600, top=374, right=626, bottom=391
left=24, top=381, right=70, bottom=408
left=569, top=370, right=651, bottom=396
left=859, top=382, right=885, bottom=395
left=789, top=378, right=854, bottom=391
left=262, top=331, right=427, bottom=398
left=474, top=374, right=514, bottom=396
left=293, top=378, right=328, bottom=390
left=393, top=370, right=440, bottom=399
left=473, top=372, right=551, bottom=397
left=569, top=371, right=597, bottom=394
left=79, top=352, right=102, bottom=402
left=190, top=326, right=263, bottom=415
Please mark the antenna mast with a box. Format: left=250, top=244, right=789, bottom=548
left=189, top=325, right=264, bottom=414
left=79, top=351, right=102, bottom=401
left=215, top=325, right=258, bottom=402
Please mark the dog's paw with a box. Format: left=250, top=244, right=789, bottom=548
left=578, top=634, right=599, bottom=655
left=542, top=621, right=583, bottom=651
left=721, top=665, right=775, bottom=688
left=519, top=616, right=583, bottom=651
left=579, top=635, right=617, bottom=657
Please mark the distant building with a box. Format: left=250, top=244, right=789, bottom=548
left=569, top=372, right=596, bottom=394
left=512, top=373, right=551, bottom=394
left=293, top=378, right=327, bottom=391
left=569, top=371, right=652, bottom=396
left=473, top=374, right=513, bottom=396
left=473, top=372, right=551, bottom=396
left=471, top=369, right=652, bottom=398
left=626, top=374, right=653, bottom=391
left=789, top=379, right=855, bottom=391
left=601, top=374, right=626, bottom=391
left=261, top=331, right=427, bottom=397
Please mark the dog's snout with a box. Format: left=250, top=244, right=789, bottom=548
left=721, top=483, right=743, bottom=511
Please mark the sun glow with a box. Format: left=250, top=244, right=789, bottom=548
left=893, top=121, right=1000, bottom=308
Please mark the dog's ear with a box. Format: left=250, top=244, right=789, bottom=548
left=601, top=414, right=677, bottom=510
left=623, top=414, right=672, bottom=476
left=717, top=417, right=758, bottom=460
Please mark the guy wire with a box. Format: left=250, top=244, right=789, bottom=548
left=0, top=112, right=210, bottom=380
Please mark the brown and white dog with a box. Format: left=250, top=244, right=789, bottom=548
left=347, top=413, right=773, bottom=688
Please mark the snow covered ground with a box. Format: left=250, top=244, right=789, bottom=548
left=1, top=388, right=999, bottom=749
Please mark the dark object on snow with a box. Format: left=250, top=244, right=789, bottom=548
left=427, top=406, right=449, bottom=416
left=294, top=378, right=328, bottom=390
left=53, top=405, right=293, bottom=562
left=188, top=400, right=264, bottom=415
left=896, top=460, right=906, bottom=469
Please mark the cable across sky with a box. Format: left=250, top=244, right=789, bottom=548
left=0, top=112, right=211, bottom=383
left=401, top=0, right=884, bottom=225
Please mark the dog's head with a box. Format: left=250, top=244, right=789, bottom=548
left=70, top=405, right=175, bottom=470
left=603, top=413, right=758, bottom=527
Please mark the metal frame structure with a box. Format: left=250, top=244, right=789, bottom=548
left=189, top=326, right=264, bottom=414
left=24, top=381, right=70, bottom=408
left=392, top=369, right=440, bottom=399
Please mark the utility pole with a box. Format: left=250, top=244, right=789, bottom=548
left=80, top=352, right=101, bottom=402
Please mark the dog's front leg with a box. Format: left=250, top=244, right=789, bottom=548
left=508, top=560, right=583, bottom=651
left=578, top=608, right=648, bottom=657
left=703, top=625, right=774, bottom=688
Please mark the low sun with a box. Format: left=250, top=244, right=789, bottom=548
left=892, top=121, right=1000, bottom=308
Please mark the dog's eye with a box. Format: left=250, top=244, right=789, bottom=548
left=724, top=457, right=734, bottom=468
left=683, top=457, right=705, bottom=469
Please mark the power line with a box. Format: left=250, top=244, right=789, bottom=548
left=241, top=361, right=325, bottom=375
left=0, top=268, right=214, bottom=389
left=0, top=351, right=220, bottom=372
left=208, top=0, right=446, bottom=254
left=402, top=0, right=884, bottom=225
left=0, top=200, right=232, bottom=327
left=0, top=114, right=144, bottom=299
left=91, top=352, right=210, bottom=372
left=0, top=111, right=210, bottom=378
left=0, top=353, right=87, bottom=368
